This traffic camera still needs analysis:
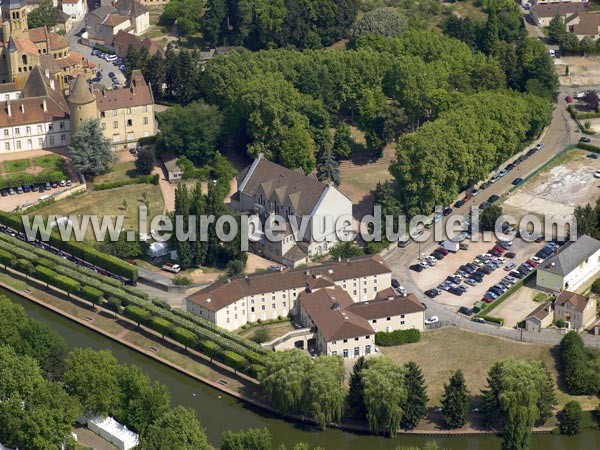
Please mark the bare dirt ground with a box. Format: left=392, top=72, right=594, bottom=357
left=492, top=285, right=543, bottom=329
left=556, top=55, right=600, bottom=86
left=503, top=149, right=600, bottom=217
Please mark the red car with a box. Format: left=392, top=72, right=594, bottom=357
left=463, top=195, right=472, bottom=202
left=482, top=296, right=495, bottom=304
left=526, top=259, right=539, bottom=267
left=493, top=245, right=505, bottom=253
left=436, top=247, right=449, bottom=256
left=505, top=252, right=516, bottom=259
left=490, top=249, right=502, bottom=257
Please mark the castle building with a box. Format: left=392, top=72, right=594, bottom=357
left=0, top=0, right=96, bottom=90
left=67, top=69, right=156, bottom=150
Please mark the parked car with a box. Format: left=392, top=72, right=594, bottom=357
left=16, top=186, right=23, bottom=194
left=510, top=270, right=524, bottom=279
left=458, top=306, right=473, bottom=316
left=488, top=194, right=500, bottom=203
left=479, top=201, right=490, bottom=210
left=471, top=189, right=480, bottom=197
left=505, top=251, right=516, bottom=259
left=490, top=174, right=500, bottom=183
left=498, top=169, right=508, bottom=177
left=8, top=188, right=15, bottom=195
left=587, top=153, right=599, bottom=159
left=594, top=170, right=600, bottom=179
left=425, top=289, right=441, bottom=298
left=391, top=279, right=400, bottom=288
left=472, top=317, right=486, bottom=324
left=535, top=142, right=545, bottom=150
left=454, top=200, right=465, bottom=208
left=22, top=185, right=31, bottom=193
left=480, top=182, right=491, bottom=190
left=443, top=207, right=453, bottom=216
left=425, top=316, right=440, bottom=325
left=0, top=189, right=7, bottom=196
left=580, top=137, right=591, bottom=143
left=504, top=262, right=516, bottom=271
left=449, top=287, right=464, bottom=296
left=410, top=264, right=424, bottom=272
left=512, top=177, right=523, bottom=185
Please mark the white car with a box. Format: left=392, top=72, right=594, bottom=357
left=594, top=170, right=600, bottom=179
left=530, top=256, right=544, bottom=264
left=425, top=316, right=440, bottom=325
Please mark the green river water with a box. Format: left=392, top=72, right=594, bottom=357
left=2, top=288, right=598, bottom=450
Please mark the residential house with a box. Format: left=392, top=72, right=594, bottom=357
left=230, top=155, right=354, bottom=267
left=56, top=10, right=74, bottom=34
left=161, top=152, right=182, bottom=183
left=60, top=0, right=87, bottom=21
left=530, top=2, right=587, bottom=27
left=0, top=66, right=70, bottom=154
left=114, top=0, right=149, bottom=35
left=112, top=30, right=163, bottom=58
left=185, top=254, right=393, bottom=331
left=536, top=235, right=600, bottom=292
left=524, top=302, right=554, bottom=332
left=86, top=5, right=130, bottom=43
left=554, top=290, right=597, bottom=332
left=566, top=11, right=600, bottom=39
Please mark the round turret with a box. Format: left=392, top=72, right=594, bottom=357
left=67, top=74, right=97, bottom=134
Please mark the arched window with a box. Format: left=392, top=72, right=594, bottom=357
left=21, top=55, right=27, bottom=65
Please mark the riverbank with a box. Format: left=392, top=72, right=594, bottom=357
left=0, top=269, right=565, bottom=438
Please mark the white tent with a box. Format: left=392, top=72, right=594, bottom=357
left=146, top=241, right=170, bottom=258
left=88, top=417, right=138, bottom=450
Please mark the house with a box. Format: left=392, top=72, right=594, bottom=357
left=530, top=2, right=587, bottom=27
left=114, top=0, right=149, bottom=35
left=112, top=30, right=163, bottom=58
left=536, top=235, right=600, bottom=292
left=524, top=302, right=554, bottom=332
left=0, top=66, right=70, bottom=154
left=85, top=1, right=148, bottom=44
left=298, top=284, right=425, bottom=358
left=230, top=155, right=353, bottom=267
left=60, top=0, right=87, bottom=21
left=553, top=290, right=597, bottom=332
left=56, top=10, right=74, bottom=34
left=185, top=254, right=392, bottom=331
left=67, top=69, right=156, bottom=150
left=161, top=152, right=182, bottom=183
left=566, top=11, right=600, bottom=39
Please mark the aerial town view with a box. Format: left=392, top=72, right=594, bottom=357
left=0, top=0, right=599, bottom=449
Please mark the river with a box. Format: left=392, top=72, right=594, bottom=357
left=2, top=288, right=598, bottom=450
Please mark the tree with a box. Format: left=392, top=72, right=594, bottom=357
left=0, top=248, right=16, bottom=269
left=401, top=362, right=428, bottom=430
left=16, top=258, right=35, bottom=279
left=332, top=123, right=353, bottom=159
left=63, top=348, right=120, bottom=417
left=0, top=295, right=28, bottom=347
left=583, top=90, right=600, bottom=111
left=361, top=357, right=406, bottom=437
left=260, top=350, right=311, bottom=415
left=304, top=356, right=346, bottom=428
left=329, top=242, right=364, bottom=259
left=441, top=370, right=470, bottom=429
left=346, top=356, right=369, bottom=420
left=142, top=406, right=212, bottom=450
left=480, top=204, right=503, bottom=232
left=350, top=8, right=408, bottom=39
left=135, top=147, right=156, bottom=175
left=559, top=331, right=600, bottom=396
left=98, top=230, right=143, bottom=259
left=16, top=319, right=68, bottom=382
left=560, top=401, right=582, bottom=435
left=221, top=427, right=271, bottom=450
left=27, top=0, right=58, bottom=29
left=316, top=143, right=340, bottom=186
left=69, top=119, right=114, bottom=177
left=573, top=203, right=599, bottom=238
left=547, top=13, right=566, bottom=46
left=481, top=11, right=499, bottom=55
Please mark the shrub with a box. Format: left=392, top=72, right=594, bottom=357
left=220, top=350, right=249, bottom=372
left=171, top=326, right=198, bottom=348
left=80, top=285, right=104, bottom=305
left=150, top=316, right=173, bottom=337
left=250, top=328, right=270, bottom=344
left=105, top=296, right=122, bottom=313
left=375, top=329, right=421, bottom=346
left=124, top=305, right=151, bottom=326
left=0, top=248, right=16, bottom=268
left=198, top=340, right=222, bottom=359
left=480, top=316, right=504, bottom=325
left=591, top=277, right=600, bottom=294
left=556, top=318, right=567, bottom=328
left=173, top=275, right=191, bottom=286
left=560, top=401, right=583, bottom=435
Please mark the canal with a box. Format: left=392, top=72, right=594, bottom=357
left=2, top=288, right=599, bottom=450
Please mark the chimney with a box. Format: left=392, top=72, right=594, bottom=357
left=49, top=79, right=55, bottom=90
left=6, top=101, right=11, bottom=117
left=19, top=103, right=24, bottom=114
left=42, top=100, right=47, bottom=112
left=387, top=296, right=394, bottom=301
left=44, top=68, right=50, bottom=78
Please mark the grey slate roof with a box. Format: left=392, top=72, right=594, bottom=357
left=540, top=235, right=600, bottom=277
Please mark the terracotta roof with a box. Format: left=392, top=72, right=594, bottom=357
left=38, top=54, right=61, bottom=74
left=49, top=32, right=69, bottom=51
left=13, top=37, right=39, bottom=56
left=573, top=12, right=600, bottom=35
left=540, top=235, right=600, bottom=277
left=534, top=2, right=586, bottom=18
left=237, top=156, right=329, bottom=216
left=103, top=14, right=130, bottom=27
left=555, top=291, right=591, bottom=313
left=525, top=302, right=553, bottom=322
left=348, top=294, right=425, bottom=320
left=186, top=254, right=392, bottom=312
left=94, top=70, right=153, bottom=112
left=27, top=26, right=49, bottom=43
left=299, top=286, right=373, bottom=341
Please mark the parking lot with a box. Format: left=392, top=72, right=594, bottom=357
left=410, top=235, right=547, bottom=314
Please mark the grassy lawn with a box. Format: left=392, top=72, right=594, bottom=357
left=33, top=154, right=62, bottom=169
left=28, top=185, right=164, bottom=243
left=238, top=321, right=296, bottom=341
left=92, top=161, right=137, bottom=185
left=382, top=328, right=598, bottom=409
left=3, top=158, right=30, bottom=173
left=446, top=0, right=488, bottom=22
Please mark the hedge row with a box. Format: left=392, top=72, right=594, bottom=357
left=477, top=271, right=536, bottom=318
left=0, top=233, right=146, bottom=298
left=34, top=265, right=80, bottom=295
left=94, top=174, right=159, bottom=191
left=576, top=142, right=600, bottom=152
left=480, top=316, right=504, bottom=325
left=0, top=212, right=137, bottom=281
left=567, top=105, right=600, bottom=119
left=0, top=169, right=66, bottom=190
left=374, top=329, right=421, bottom=347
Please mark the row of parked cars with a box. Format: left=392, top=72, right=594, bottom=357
left=409, top=245, right=464, bottom=273
left=1, top=179, right=71, bottom=197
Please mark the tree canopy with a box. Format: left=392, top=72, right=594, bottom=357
left=69, top=119, right=114, bottom=177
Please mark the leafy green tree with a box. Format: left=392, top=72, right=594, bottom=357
left=135, top=147, right=155, bottom=175
left=573, top=203, right=598, bottom=238
left=329, top=242, right=364, bottom=259
left=480, top=204, right=503, bottom=232
left=16, top=319, right=68, bottom=382
left=402, top=362, right=428, bottom=429
left=547, top=13, right=566, bottom=46
left=304, top=356, right=346, bottom=428
left=221, top=427, right=271, bottom=450
left=156, top=102, right=223, bottom=166
left=199, top=0, right=227, bottom=46
left=441, top=369, right=470, bottom=429
left=27, top=0, right=58, bottom=29
left=63, top=348, right=120, bottom=417
left=560, top=401, right=582, bottom=435
left=98, top=231, right=143, bottom=259
left=332, top=123, right=353, bottom=159
left=346, top=356, right=369, bottom=420
left=16, top=258, right=35, bottom=279
left=361, top=357, right=406, bottom=437
left=260, top=350, right=311, bottom=415
left=0, top=295, right=28, bottom=348
left=142, top=406, right=212, bottom=450
left=0, top=248, right=16, bottom=269
left=69, top=119, right=114, bottom=177
left=316, top=143, right=340, bottom=186
left=350, top=7, right=408, bottom=39
left=481, top=11, right=499, bottom=55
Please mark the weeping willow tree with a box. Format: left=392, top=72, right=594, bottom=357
left=361, top=357, right=406, bottom=437
left=481, top=358, right=556, bottom=450
left=304, top=356, right=346, bottom=428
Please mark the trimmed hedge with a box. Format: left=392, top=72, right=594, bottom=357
left=0, top=248, right=16, bottom=268
left=480, top=315, right=504, bottom=325
left=567, top=105, right=600, bottom=120
left=150, top=316, right=173, bottom=336
left=477, top=271, right=535, bottom=318
left=576, top=142, right=600, bottom=152
left=171, top=326, right=198, bottom=348
left=81, top=285, right=104, bottom=304
left=221, top=350, right=249, bottom=372
left=375, top=329, right=421, bottom=346
left=124, top=305, right=151, bottom=325
left=33, top=265, right=80, bottom=294
left=198, top=340, right=222, bottom=359
left=94, top=174, right=159, bottom=191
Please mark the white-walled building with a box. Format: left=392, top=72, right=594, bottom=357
left=0, top=66, right=70, bottom=155
left=536, top=235, right=600, bottom=292
left=185, top=255, right=392, bottom=331
left=554, top=290, right=598, bottom=332
left=230, top=155, right=353, bottom=267
left=60, top=0, right=87, bottom=21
